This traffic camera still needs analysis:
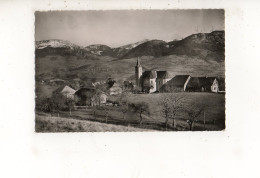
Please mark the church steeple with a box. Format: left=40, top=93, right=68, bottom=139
left=135, top=57, right=142, bottom=87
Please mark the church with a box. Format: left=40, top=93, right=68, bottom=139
left=135, top=57, right=171, bottom=93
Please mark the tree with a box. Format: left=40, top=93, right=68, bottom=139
left=107, top=77, right=116, bottom=89
left=51, top=94, right=66, bottom=117
left=185, top=104, right=205, bottom=131
left=99, top=106, right=111, bottom=123
left=117, top=91, right=128, bottom=122
left=65, top=97, right=75, bottom=116
left=159, top=94, right=185, bottom=130
left=123, top=81, right=134, bottom=92
left=36, top=97, right=51, bottom=113
left=129, top=102, right=150, bottom=127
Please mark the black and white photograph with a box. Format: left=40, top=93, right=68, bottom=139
left=35, top=10, right=225, bottom=132
left=3, top=0, right=260, bottom=177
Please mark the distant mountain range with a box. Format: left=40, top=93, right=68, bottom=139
left=35, top=31, right=225, bottom=61
left=35, top=31, right=225, bottom=98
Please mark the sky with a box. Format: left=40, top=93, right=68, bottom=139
left=35, top=10, right=224, bottom=48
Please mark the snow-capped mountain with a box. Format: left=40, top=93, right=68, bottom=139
left=35, top=39, right=96, bottom=59
left=84, top=40, right=150, bottom=57
left=35, top=31, right=224, bottom=61
left=112, top=39, right=149, bottom=57
left=85, top=44, right=113, bottom=56
left=35, top=39, right=80, bottom=50
left=118, top=39, right=149, bottom=49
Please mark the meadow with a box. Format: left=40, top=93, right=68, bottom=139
left=36, top=92, right=225, bottom=132
left=36, top=113, right=151, bottom=132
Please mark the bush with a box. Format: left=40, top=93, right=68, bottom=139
left=36, top=94, right=68, bottom=114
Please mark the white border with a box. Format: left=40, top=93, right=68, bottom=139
left=0, top=0, right=259, bottom=178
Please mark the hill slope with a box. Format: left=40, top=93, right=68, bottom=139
left=166, top=31, right=225, bottom=61
left=35, top=39, right=99, bottom=60
left=112, top=39, right=149, bottom=58
left=121, top=40, right=168, bottom=59
left=120, top=31, right=225, bottom=61
left=36, top=31, right=224, bottom=61
left=85, top=44, right=114, bottom=56
left=35, top=31, right=225, bottom=98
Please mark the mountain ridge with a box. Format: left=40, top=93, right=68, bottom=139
left=35, top=30, right=224, bottom=61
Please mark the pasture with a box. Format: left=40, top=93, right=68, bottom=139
left=35, top=92, right=225, bottom=131
left=125, top=92, right=225, bottom=123
left=36, top=113, right=151, bottom=132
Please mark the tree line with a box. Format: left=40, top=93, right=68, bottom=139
left=36, top=92, right=205, bottom=131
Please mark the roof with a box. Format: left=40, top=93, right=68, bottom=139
left=53, top=85, right=76, bottom=95
left=142, top=70, right=157, bottom=79
left=156, top=71, right=171, bottom=79
left=159, top=75, right=190, bottom=92
left=49, top=78, right=65, bottom=82
left=186, top=77, right=216, bottom=88
left=74, top=87, right=96, bottom=98
left=167, top=75, right=190, bottom=87
left=217, top=77, right=225, bottom=91
left=61, top=85, right=76, bottom=94
left=110, top=82, right=121, bottom=88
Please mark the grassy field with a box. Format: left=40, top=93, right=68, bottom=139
left=36, top=113, right=151, bottom=132
left=35, top=92, right=225, bottom=132
left=36, top=54, right=224, bottom=84
left=125, top=92, right=225, bottom=122
left=117, top=92, right=225, bottom=131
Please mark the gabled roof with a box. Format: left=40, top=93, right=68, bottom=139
left=166, top=75, right=190, bottom=87
left=186, top=77, right=216, bottom=88
left=156, top=71, right=170, bottom=79
left=110, top=82, right=121, bottom=88
left=53, top=85, right=76, bottom=95
left=61, top=85, right=76, bottom=94
left=159, top=75, right=190, bottom=92
left=142, top=70, right=157, bottom=79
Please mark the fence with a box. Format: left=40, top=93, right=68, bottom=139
left=74, top=106, right=92, bottom=110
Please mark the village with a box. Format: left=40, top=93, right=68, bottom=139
left=36, top=57, right=225, bottom=132
left=47, top=57, right=225, bottom=107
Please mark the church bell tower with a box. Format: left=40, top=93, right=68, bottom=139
left=135, top=57, right=142, bottom=87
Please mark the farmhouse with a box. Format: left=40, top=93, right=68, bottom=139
left=109, top=82, right=122, bottom=95
left=186, top=77, right=219, bottom=93
left=100, top=93, right=108, bottom=104
left=123, top=81, right=134, bottom=91
left=74, top=87, right=96, bottom=106
left=217, top=77, right=225, bottom=92
left=135, top=57, right=171, bottom=93
left=159, top=75, right=191, bottom=92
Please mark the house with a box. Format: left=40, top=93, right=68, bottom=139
left=109, top=83, right=122, bottom=95
left=100, top=93, right=108, bottom=104
left=53, top=85, right=76, bottom=99
left=159, top=75, right=191, bottom=92
left=74, top=87, right=97, bottom=106
left=211, top=78, right=219, bottom=93
left=123, top=81, right=134, bottom=91
left=217, top=77, right=225, bottom=93
left=135, top=57, right=171, bottom=93
left=156, top=71, right=171, bottom=90
left=141, top=70, right=157, bottom=93
left=186, top=77, right=219, bottom=92
left=49, top=78, right=66, bottom=85
left=74, top=88, right=108, bottom=106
